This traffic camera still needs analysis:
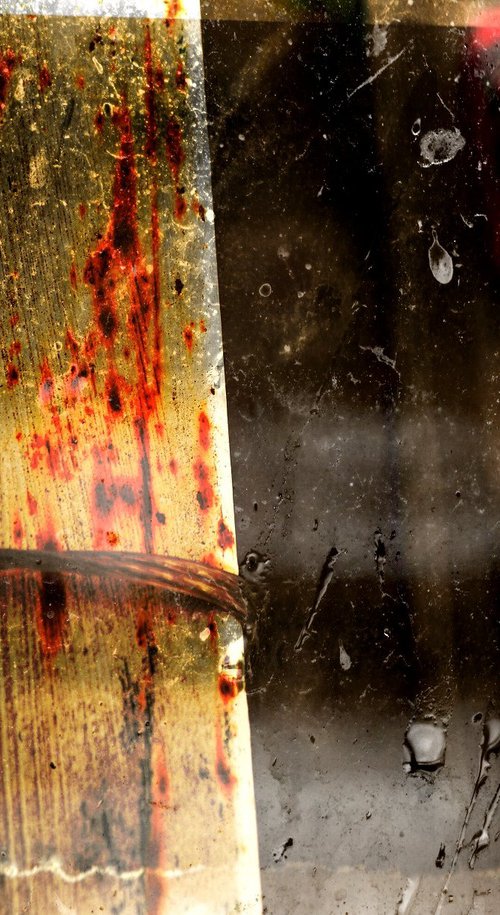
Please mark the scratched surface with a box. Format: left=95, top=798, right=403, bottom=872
left=0, top=10, right=260, bottom=914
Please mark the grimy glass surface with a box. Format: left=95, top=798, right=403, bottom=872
left=201, top=0, right=500, bottom=913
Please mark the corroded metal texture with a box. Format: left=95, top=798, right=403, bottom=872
left=0, top=7, right=261, bottom=913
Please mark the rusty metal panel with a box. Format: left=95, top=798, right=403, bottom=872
left=0, top=4, right=261, bottom=912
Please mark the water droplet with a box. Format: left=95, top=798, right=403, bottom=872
left=403, top=720, right=446, bottom=770
left=428, top=230, right=453, bottom=285
left=259, top=283, right=272, bottom=298
left=411, top=117, right=421, bottom=136
left=339, top=640, right=352, bottom=671
left=482, top=717, right=500, bottom=755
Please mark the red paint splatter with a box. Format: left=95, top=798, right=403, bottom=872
left=0, top=50, right=18, bottom=122
left=217, top=518, right=235, bottom=552
left=27, top=491, right=38, bottom=515
left=198, top=411, right=210, bottom=451
left=6, top=363, right=19, bottom=388
left=193, top=460, right=214, bottom=511
left=106, top=530, right=119, bottom=545
left=169, top=458, right=178, bottom=475
left=75, top=74, right=85, bottom=90
left=38, top=63, right=52, bottom=93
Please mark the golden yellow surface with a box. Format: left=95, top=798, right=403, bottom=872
left=0, top=13, right=237, bottom=570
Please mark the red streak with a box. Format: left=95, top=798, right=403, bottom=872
left=165, top=116, right=184, bottom=186
left=198, top=411, right=210, bottom=451
left=27, top=491, right=38, bottom=515
left=0, top=49, right=18, bottom=122
left=69, top=262, right=78, bottom=290
left=38, top=64, right=52, bottom=93
left=146, top=741, right=170, bottom=913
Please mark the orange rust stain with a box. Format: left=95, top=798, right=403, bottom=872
left=9, top=312, right=19, bottom=327
left=183, top=324, right=194, bottom=351
left=143, top=26, right=163, bottom=392
left=193, top=460, right=214, bottom=512
left=168, top=458, right=178, bottom=475
left=12, top=512, right=23, bottom=546
left=165, top=0, right=181, bottom=25
left=106, top=530, right=119, bottom=546
left=78, top=98, right=165, bottom=552
left=218, top=672, right=243, bottom=705
left=75, top=73, right=85, bottom=90
left=34, top=527, right=67, bottom=659
left=198, top=411, right=210, bottom=451
left=78, top=202, right=87, bottom=219
left=0, top=49, right=18, bottom=122
left=217, top=518, right=235, bottom=552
